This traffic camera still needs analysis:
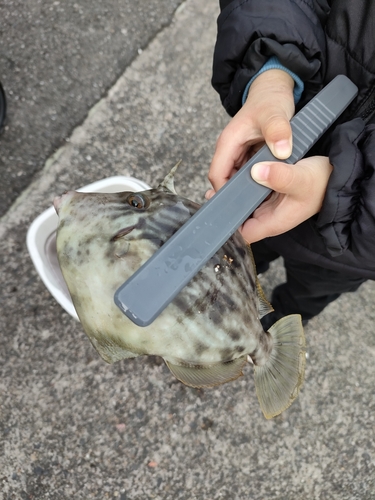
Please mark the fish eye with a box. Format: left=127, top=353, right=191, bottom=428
left=126, top=193, right=149, bottom=210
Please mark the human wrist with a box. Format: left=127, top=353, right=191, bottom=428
left=242, top=56, right=304, bottom=106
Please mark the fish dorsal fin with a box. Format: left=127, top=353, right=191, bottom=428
left=165, top=355, right=247, bottom=388
left=246, top=245, right=274, bottom=318
left=254, top=314, right=306, bottom=419
left=158, top=160, right=182, bottom=194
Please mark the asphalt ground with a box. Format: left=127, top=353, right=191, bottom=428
left=0, top=0, right=183, bottom=217
left=1, top=1, right=375, bottom=499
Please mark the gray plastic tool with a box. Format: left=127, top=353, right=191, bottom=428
left=115, top=75, right=358, bottom=326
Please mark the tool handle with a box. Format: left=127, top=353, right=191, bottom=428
left=115, top=75, right=358, bottom=326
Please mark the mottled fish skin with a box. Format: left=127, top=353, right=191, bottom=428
left=54, top=168, right=306, bottom=419
left=55, top=188, right=268, bottom=367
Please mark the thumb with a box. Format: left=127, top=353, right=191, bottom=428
left=251, top=161, right=301, bottom=195
left=261, top=115, right=293, bottom=159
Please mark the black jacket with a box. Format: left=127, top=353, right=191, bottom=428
left=212, top=0, right=375, bottom=279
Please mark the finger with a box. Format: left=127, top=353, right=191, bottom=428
left=245, top=69, right=295, bottom=159
left=261, top=114, right=293, bottom=159
left=205, top=189, right=215, bottom=200
left=208, top=129, right=250, bottom=192
left=240, top=190, right=301, bottom=244
left=208, top=104, right=266, bottom=192
left=239, top=216, right=275, bottom=244
left=208, top=143, right=236, bottom=192
left=251, top=161, right=305, bottom=196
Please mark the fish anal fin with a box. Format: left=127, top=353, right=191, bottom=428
left=254, top=314, right=306, bottom=419
left=165, top=355, right=247, bottom=388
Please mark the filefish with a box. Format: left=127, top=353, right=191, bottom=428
left=54, top=164, right=306, bottom=419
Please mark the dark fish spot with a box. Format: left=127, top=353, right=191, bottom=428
left=207, top=287, right=220, bottom=305
left=220, top=348, right=233, bottom=362
left=86, top=249, right=90, bottom=255
left=194, top=341, right=209, bottom=355
left=221, top=293, right=237, bottom=310
left=184, top=308, right=195, bottom=319
left=139, top=232, right=165, bottom=247
left=211, top=295, right=236, bottom=316
left=174, top=295, right=192, bottom=316
left=235, top=345, right=246, bottom=353
left=104, top=247, right=118, bottom=265
left=150, top=220, right=180, bottom=238
left=196, top=300, right=208, bottom=314
left=229, top=331, right=241, bottom=341
left=234, top=246, right=246, bottom=259
left=208, top=310, right=222, bottom=325
left=83, top=235, right=95, bottom=246
left=230, top=258, right=241, bottom=269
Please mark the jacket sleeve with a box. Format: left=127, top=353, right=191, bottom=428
left=212, top=0, right=331, bottom=116
left=316, top=118, right=375, bottom=265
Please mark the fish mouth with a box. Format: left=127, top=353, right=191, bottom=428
left=110, top=225, right=138, bottom=242
left=53, top=191, right=77, bottom=214
left=53, top=195, right=64, bottom=214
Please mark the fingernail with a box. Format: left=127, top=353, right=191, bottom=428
left=251, top=163, right=270, bottom=183
left=274, top=139, right=292, bottom=159
left=205, top=189, right=215, bottom=200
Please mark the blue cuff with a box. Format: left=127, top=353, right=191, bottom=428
left=242, top=56, right=304, bottom=106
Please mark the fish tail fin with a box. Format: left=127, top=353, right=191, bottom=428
left=254, top=314, right=306, bottom=419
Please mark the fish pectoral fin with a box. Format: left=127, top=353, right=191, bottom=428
left=113, top=238, right=130, bottom=258
left=254, top=314, right=306, bottom=419
left=165, top=355, right=247, bottom=388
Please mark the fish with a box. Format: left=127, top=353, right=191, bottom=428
left=54, top=164, right=306, bottom=419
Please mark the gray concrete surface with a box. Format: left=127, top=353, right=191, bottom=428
left=1, top=1, right=375, bottom=499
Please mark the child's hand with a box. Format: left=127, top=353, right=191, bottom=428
left=208, top=69, right=295, bottom=193
left=238, top=156, right=333, bottom=244
left=207, top=69, right=332, bottom=243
